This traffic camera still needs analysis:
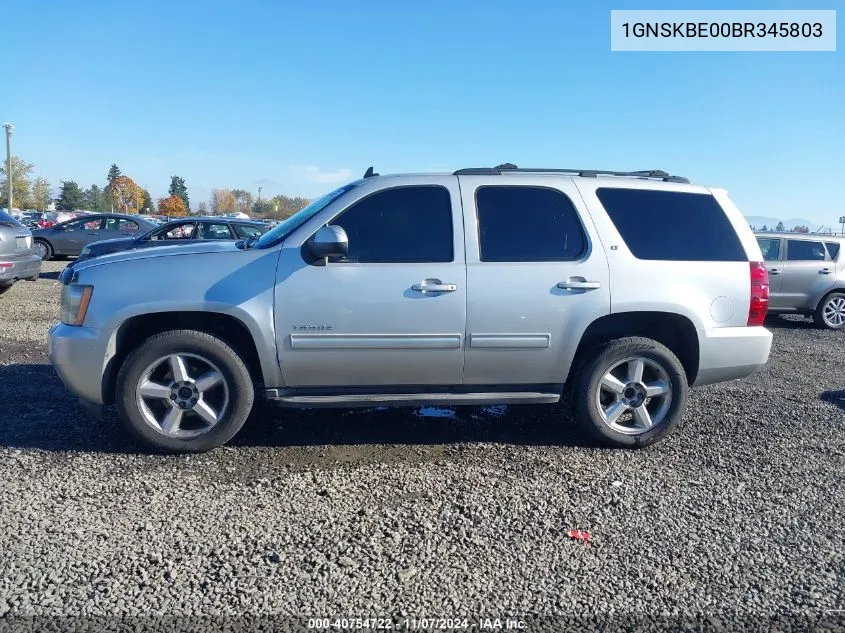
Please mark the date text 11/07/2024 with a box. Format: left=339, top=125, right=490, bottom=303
left=307, top=617, right=527, bottom=630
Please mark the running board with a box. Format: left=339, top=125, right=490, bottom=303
left=265, top=390, right=560, bottom=408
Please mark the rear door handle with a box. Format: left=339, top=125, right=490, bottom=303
left=557, top=279, right=601, bottom=290
left=819, top=268, right=832, bottom=274
left=768, top=268, right=781, bottom=275
left=412, top=279, right=457, bottom=293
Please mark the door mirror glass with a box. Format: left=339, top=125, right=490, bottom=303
left=308, top=225, right=348, bottom=260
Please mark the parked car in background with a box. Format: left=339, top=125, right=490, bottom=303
left=72, top=217, right=270, bottom=266
left=20, top=211, right=44, bottom=229
left=31, top=213, right=158, bottom=260
left=0, top=210, right=41, bottom=296
left=50, top=165, right=772, bottom=453
left=755, top=232, right=845, bottom=329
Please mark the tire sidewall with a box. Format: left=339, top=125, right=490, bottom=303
left=116, top=331, right=254, bottom=453
left=577, top=338, right=688, bottom=448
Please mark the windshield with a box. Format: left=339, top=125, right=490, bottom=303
left=255, top=180, right=363, bottom=249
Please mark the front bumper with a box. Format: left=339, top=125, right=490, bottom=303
left=0, top=254, right=42, bottom=282
left=48, top=322, right=115, bottom=405
left=694, top=325, right=773, bottom=387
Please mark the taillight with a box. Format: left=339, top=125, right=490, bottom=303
left=748, top=261, right=769, bottom=326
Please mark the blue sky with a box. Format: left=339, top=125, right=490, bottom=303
left=3, top=0, right=842, bottom=225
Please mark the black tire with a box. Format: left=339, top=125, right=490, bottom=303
left=0, top=282, right=14, bottom=296
left=35, top=239, right=53, bottom=261
left=813, top=292, right=845, bottom=330
left=115, top=329, right=255, bottom=453
left=573, top=336, right=688, bottom=449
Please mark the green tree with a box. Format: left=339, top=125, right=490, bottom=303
left=84, top=185, right=106, bottom=212
left=57, top=181, right=84, bottom=210
left=31, top=177, right=51, bottom=211
left=140, top=189, right=155, bottom=214
left=776, top=221, right=785, bottom=231
left=252, top=200, right=272, bottom=216
left=761, top=224, right=768, bottom=231
left=107, top=164, right=122, bottom=183
left=169, top=176, right=189, bottom=210
left=0, top=156, right=34, bottom=209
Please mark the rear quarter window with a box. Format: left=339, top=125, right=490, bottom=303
left=596, top=188, right=746, bottom=262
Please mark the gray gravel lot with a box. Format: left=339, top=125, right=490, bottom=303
left=0, top=260, right=844, bottom=630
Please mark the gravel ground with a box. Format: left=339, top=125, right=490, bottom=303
left=0, top=260, right=844, bottom=631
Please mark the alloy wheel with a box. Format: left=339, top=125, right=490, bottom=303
left=595, top=356, right=673, bottom=435
left=822, top=296, right=845, bottom=328
left=135, top=353, right=230, bottom=439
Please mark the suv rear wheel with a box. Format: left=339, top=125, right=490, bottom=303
left=814, top=292, right=845, bottom=330
left=116, top=329, right=255, bottom=453
left=574, top=337, right=688, bottom=448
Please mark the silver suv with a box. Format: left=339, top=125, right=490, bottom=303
left=755, top=232, right=845, bottom=329
left=49, top=165, right=773, bottom=453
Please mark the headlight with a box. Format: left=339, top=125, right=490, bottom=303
left=61, top=284, right=94, bottom=326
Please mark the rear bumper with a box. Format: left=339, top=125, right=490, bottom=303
left=0, top=254, right=41, bottom=282
left=694, top=325, right=773, bottom=387
left=48, top=322, right=114, bottom=405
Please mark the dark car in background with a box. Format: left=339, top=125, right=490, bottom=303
left=32, top=213, right=158, bottom=260
left=73, top=216, right=269, bottom=264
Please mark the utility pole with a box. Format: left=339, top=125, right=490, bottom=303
left=3, top=123, right=12, bottom=212
left=257, top=186, right=262, bottom=205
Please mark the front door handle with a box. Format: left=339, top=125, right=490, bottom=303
left=87, top=232, right=99, bottom=236
left=412, top=279, right=457, bottom=293
left=557, top=279, right=601, bottom=290
left=768, top=268, right=781, bottom=275
left=819, top=268, right=832, bottom=274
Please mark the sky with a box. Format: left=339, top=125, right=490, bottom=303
left=2, top=0, right=843, bottom=225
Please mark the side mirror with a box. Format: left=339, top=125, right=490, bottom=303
left=307, top=225, right=348, bottom=261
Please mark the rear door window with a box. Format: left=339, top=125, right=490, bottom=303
left=756, top=237, right=781, bottom=261
left=596, top=188, right=746, bottom=261
left=475, top=186, right=586, bottom=261
left=786, top=240, right=826, bottom=261
left=198, top=223, right=234, bottom=240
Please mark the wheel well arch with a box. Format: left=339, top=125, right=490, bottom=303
left=102, top=311, right=263, bottom=405
left=814, top=287, right=845, bottom=309
left=567, top=312, right=699, bottom=387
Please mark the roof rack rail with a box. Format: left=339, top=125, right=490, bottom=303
left=453, top=164, right=690, bottom=183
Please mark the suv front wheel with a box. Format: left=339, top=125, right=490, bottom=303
left=574, top=337, right=688, bottom=448
left=116, top=329, right=255, bottom=453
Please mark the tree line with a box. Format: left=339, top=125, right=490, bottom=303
left=750, top=222, right=810, bottom=233
left=2, top=157, right=310, bottom=219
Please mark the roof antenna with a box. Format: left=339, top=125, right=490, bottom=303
left=363, top=166, right=379, bottom=178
